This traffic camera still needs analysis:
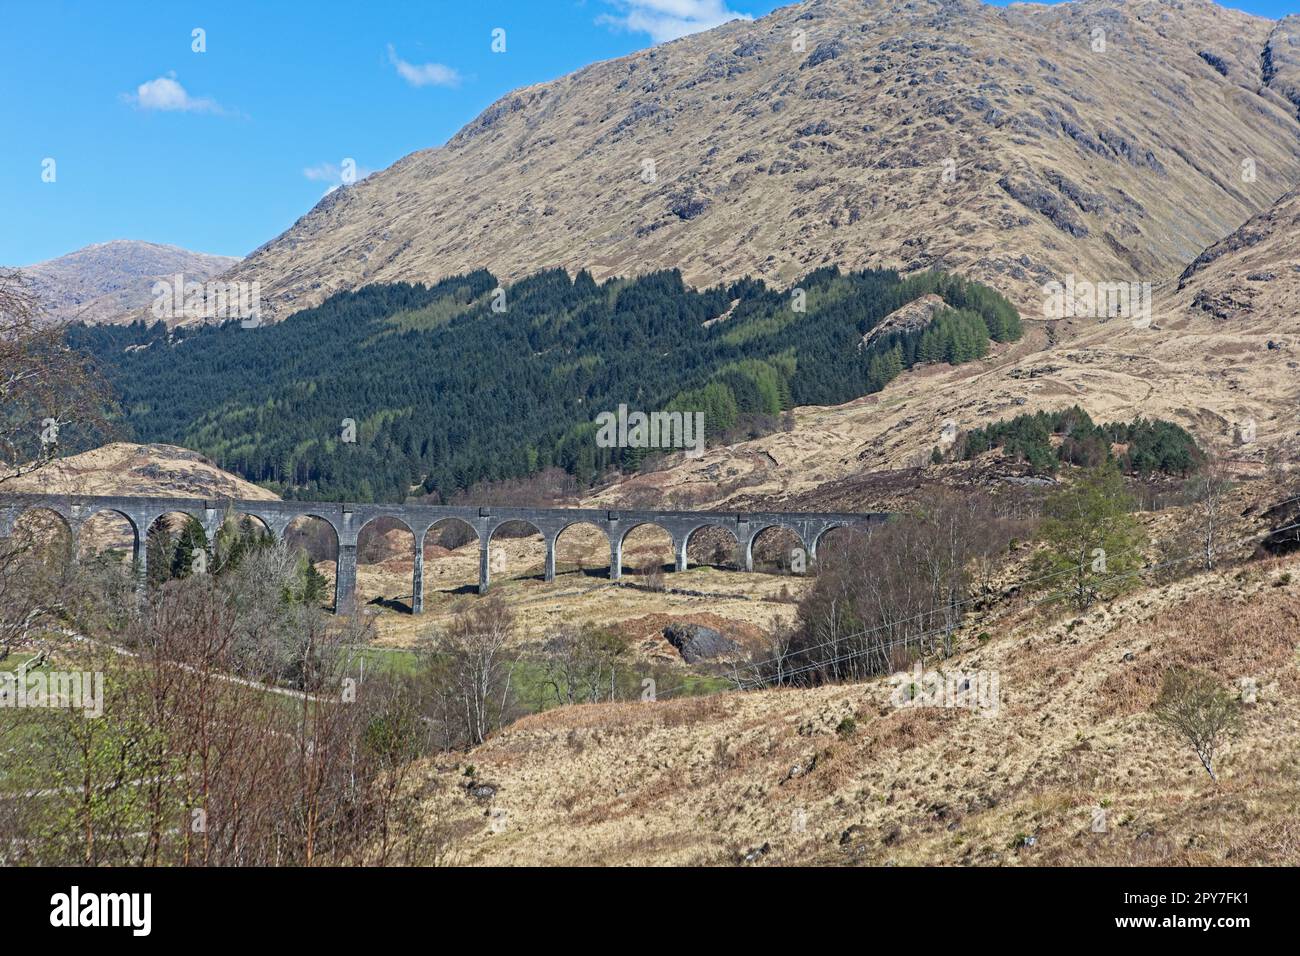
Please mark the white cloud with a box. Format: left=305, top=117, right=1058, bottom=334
left=303, top=162, right=341, bottom=182
left=303, top=160, right=374, bottom=196
left=386, top=44, right=461, bottom=88
left=597, top=0, right=751, bottom=44
left=124, top=72, right=227, bottom=114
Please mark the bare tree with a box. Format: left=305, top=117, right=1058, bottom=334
left=539, top=624, right=629, bottom=707
left=433, top=596, right=517, bottom=747
left=1186, top=456, right=1232, bottom=572
left=0, top=512, right=75, bottom=662
left=0, top=268, right=114, bottom=485
left=0, top=270, right=115, bottom=659
left=638, top=556, right=665, bottom=592
left=736, top=622, right=797, bottom=688
left=539, top=625, right=588, bottom=708
left=1152, top=666, right=1242, bottom=783
left=0, top=525, right=49, bottom=657
left=761, top=489, right=1021, bottom=688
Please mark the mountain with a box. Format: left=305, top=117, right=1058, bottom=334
left=1169, top=185, right=1300, bottom=326
left=581, top=189, right=1300, bottom=516
left=215, top=0, right=1300, bottom=324
left=58, top=0, right=1300, bottom=504
left=18, top=240, right=238, bottom=324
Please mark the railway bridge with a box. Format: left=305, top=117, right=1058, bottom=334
left=0, top=494, right=886, bottom=615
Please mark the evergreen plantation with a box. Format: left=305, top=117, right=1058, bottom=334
left=69, top=265, right=1022, bottom=502
left=957, top=406, right=1202, bottom=477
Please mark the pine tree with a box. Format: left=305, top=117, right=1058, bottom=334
left=145, top=522, right=175, bottom=589
left=171, top=516, right=210, bottom=579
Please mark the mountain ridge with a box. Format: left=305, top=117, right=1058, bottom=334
left=187, top=0, right=1300, bottom=326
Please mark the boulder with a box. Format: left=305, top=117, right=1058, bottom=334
left=662, top=623, right=738, bottom=663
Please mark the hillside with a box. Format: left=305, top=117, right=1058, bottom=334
left=583, top=180, right=1300, bottom=512
left=426, top=549, right=1300, bottom=865
left=203, top=0, right=1300, bottom=324
left=4, top=442, right=277, bottom=500
left=585, top=290, right=1300, bottom=515
left=70, top=265, right=1020, bottom=503
left=1168, top=185, right=1300, bottom=325
left=18, top=240, right=238, bottom=325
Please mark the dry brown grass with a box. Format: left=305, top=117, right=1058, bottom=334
left=7, top=441, right=277, bottom=501
left=420, top=550, right=1300, bottom=866
left=1096, top=587, right=1299, bottom=719
left=348, top=528, right=808, bottom=657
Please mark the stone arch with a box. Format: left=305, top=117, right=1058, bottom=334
left=356, top=514, right=416, bottom=565
left=355, top=515, right=418, bottom=614
left=11, top=505, right=78, bottom=572
left=227, top=510, right=276, bottom=538
left=12, top=503, right=75, bottom=534
left=76, top=508, right=140, bottom=569
left=553, top=520, right=611, bottom=580
left=142, top=510, right=212, bottom=586
left=684, top=523, right=741, bottom=572
left=423, top=516, right=481, bottom=552
left=618, top=522, right=675, bottom=579
left=357, top=513, right=416, bottom=545
left=282, top=513, right=341, bottom=560
left=812, top=524, right=865, bottom=566
left=485, top=518, right=546, bottom=589
left=282, top=514, right=342, bottom=611
left=202, top=510, right=278, bottom=581
left=222, top=508, right=289, bottom=542
left=418, top=517, right=482, bottom=604
left=746, top=524, right=809, bottom=574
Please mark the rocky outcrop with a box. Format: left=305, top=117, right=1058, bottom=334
left=663, top=623, right=738, bottom=663
left=1263, top=16, right=1300, bottom=118
left=1171, top=188, right=1300, bottom=323
left=860, top=293, right=947, bottom=350
left=998, top=173, right=1089, bottom=238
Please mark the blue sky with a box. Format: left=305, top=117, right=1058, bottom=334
left=1, top=0, right=1294, bottom=265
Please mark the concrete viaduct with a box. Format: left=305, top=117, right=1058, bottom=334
left=0, top=494, right=885, bottom=615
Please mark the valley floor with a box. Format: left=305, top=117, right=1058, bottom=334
left=341, top=526, right=809, bottom=661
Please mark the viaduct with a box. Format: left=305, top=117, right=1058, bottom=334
left=0, top=494, right=885, bottom=615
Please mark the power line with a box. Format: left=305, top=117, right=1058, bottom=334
left=733, top=489, right=1300, bottom=675
left=727, top=513, right=1300, bottom=691
left=651, top=503, right=1300, bottom=699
